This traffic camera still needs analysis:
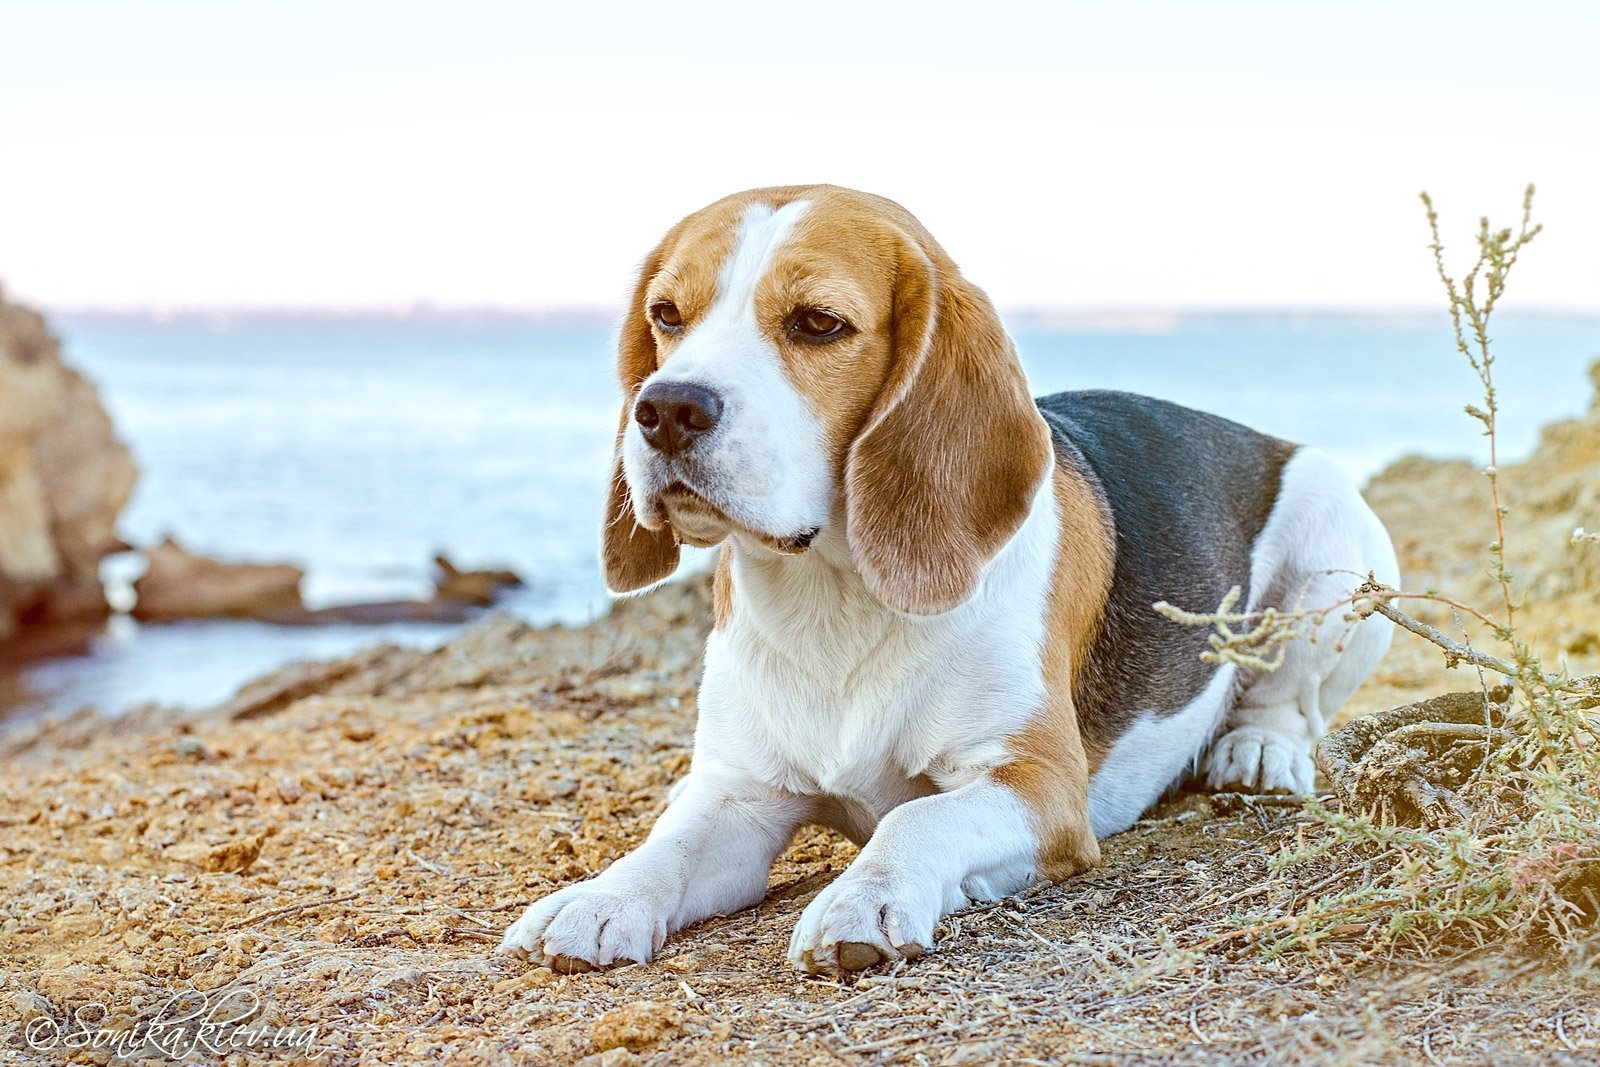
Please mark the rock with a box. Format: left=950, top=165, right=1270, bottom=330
left=590, top=1001, right=681, bottom=1052
left=132, top=537, right=305, bottom=621
left=0, top=293, right=137, bottom=645
left=33, top=368, right=138, bottom=581
left=575, top=1050, right=639, bottom=1067
left=199, top=835, right=265, bottom=874
left=0, top=448, right=57, bottom=644
left=433, top=554, right=522, bottom=606
left=213, top=554, right=524, bottom=628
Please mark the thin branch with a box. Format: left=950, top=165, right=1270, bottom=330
left=1367, top=602, right=1533, bottom=685
left=224, top=891, right=364, bottom=931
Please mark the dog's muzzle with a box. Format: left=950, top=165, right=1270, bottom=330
left=635, top=380, right=723, bottom=458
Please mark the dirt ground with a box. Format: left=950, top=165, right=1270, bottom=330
left=3, top=373, right=1599, bottom=1066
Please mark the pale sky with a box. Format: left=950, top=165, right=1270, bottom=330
left=2, top=1, right=1596, bottom=313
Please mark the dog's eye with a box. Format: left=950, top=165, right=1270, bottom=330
left=791, top=308, right=849, bottom=342
left=650, top=302, right=683, bottom=331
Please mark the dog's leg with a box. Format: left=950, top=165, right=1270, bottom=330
left=788, top=777, right=1040, bottom=974
left=1203, top=566, right=1401, bottom=793
left=499, top=769, right=807, bottom=969
left=1202, top=669, right=1325, bottom=795
left=1203, top=451, right=1398, bottom=794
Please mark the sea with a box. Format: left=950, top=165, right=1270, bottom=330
left=7, top=309, right=1599, bottom=722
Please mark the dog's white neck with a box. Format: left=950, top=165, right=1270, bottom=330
left=720, top=476, right=1058, bottom=693
left=723, top=523, right=904, bottom=692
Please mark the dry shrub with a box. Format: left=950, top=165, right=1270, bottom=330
left=1170, top=186, right=1600, bottom=965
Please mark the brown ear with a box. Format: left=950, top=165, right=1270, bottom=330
left=601, top=249, right=680, bottom=593
left=845, top=244, right=1052, bottom=616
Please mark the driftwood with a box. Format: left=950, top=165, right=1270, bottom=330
left=1314, top=687, right=1515, bottom=828
left=1316, top=678, right=1600, bottom=920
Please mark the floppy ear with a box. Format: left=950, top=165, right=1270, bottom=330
left=601, top=250, right=681, bottom=594
left=845, top=244, right=1052, bottom=616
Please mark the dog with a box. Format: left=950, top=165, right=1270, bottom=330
left=499, top=185, right=1399, bottom=975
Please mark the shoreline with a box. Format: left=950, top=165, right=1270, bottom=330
left=9, top=304, right=1595, bottom=730
left=8, top=366, right=1599, bottom=730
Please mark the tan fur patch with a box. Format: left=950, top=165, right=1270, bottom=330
left=712, top=548, right=734, bottom=631
left=991, top=460, right=1116, bottom=880
left=840, top=213, right=1053, bottom=617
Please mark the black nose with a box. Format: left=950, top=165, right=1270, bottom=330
left=635, top=381, right=723, bottom=456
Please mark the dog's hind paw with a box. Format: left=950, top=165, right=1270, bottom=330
left=1202, top=726, right=1314, bottom=794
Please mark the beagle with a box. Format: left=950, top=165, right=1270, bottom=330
left=499, top=185, right=1399, bottom=975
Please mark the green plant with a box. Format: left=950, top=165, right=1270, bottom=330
left=1166, top=186, right=1600, bottom=962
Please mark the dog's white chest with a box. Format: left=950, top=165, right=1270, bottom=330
left=689, top=512, right=1056, bottom=819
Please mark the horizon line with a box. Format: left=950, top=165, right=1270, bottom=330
left=23, top=300, right=1600, bottom=326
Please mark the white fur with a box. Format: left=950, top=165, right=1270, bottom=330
left=621, top=200, right=832, bottom=545
left=695, top=477, right=1057, bottom=807
left=1088, top=664, right=1238, bottom=838
left=1201, top=447, right=1398, bottom=792
left=502, top=463, right=1061, bottom=972
left=1087, top=446, right=1399, bottom=837
left=500, top=768, right=808, bottom=966
left=788, top=778, right=1037, bottom=971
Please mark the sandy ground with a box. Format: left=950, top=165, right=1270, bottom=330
left=4, top=375, right=1599, bottom=1066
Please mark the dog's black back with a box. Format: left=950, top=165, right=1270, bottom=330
left=1037, top=390, right=1296, bottom=752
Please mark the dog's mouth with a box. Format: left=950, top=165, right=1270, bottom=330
left=654, top=482, right=820, bottom=555
left=764, top=525, right=821, bottom=555
left=656, top=482, right=724, bottom=540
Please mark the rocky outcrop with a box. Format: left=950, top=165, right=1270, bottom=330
left=131, top=538, right=306, bottom=621
left=1365, top=358, right=1600, bottom=658
left=130, top=540, right=523, bottom=625
left=432, top=554, right=522, bottom=607
left=273, top=555, right=523, bottom=625
left=0, top=289, right=137, bottom=645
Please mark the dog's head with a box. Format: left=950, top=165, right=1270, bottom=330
left=602, top=185, right=1051, bottom=616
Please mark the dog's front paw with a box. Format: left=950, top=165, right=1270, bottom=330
left=787, top=867, right=943, bottom=975
left=498, top=883, right=667, bottom=972
left=1202, top=726, right=1314, bottom=794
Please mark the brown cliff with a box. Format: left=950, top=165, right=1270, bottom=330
left=0, top=288, right=137, bottom=648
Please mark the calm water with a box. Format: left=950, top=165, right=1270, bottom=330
left=11, top=310, right=1600, bottom=720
